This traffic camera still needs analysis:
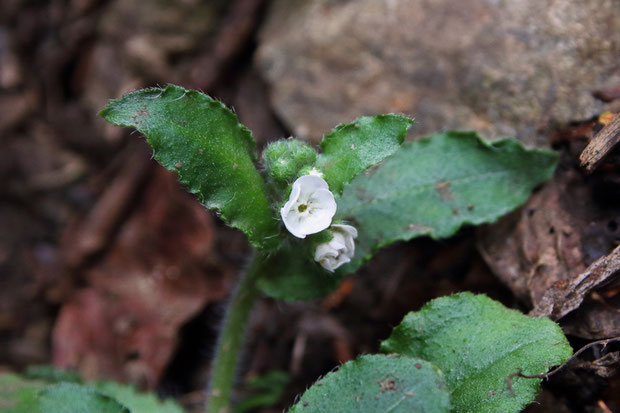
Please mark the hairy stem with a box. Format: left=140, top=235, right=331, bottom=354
left=206, top=254, right=262, bottom=413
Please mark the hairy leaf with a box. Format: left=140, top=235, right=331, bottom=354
left=316, top=115, right=413, bottom=195
left=100, top=85, right=279, bottom=249
left=289, top=355, right=450, bottom=413
left=381, top=293, right=572, bottom=413
left=336, top=131, right=558, bottom=272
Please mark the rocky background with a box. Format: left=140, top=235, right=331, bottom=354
left=1, top=0, right=619, bottom=411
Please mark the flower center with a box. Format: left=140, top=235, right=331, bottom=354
left=297, top=204, right=308, bottom=213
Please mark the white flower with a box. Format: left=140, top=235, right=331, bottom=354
left=314, top=224, right=358, bottom=272
left=280, top=175, right=337, bottom=238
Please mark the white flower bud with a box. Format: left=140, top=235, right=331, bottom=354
left=280, top=175, right=337, bottom=238
left=314, top=224, right=358, bottom=272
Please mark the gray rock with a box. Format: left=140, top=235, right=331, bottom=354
left=256, top=0, right=620, bottom=146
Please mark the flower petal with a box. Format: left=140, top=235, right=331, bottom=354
left=332, top=224, right=358, bottom=238
left=294, top=210, right=333, bottom=235
left=281, top=175, right=336, bottom=238
left=308, top=189, right=337, bottom=217
left=280, top=180, right=306, bottom=238
left=296, top=174, right=329, bottom=194
left=332, top=224, right=357, bottom=252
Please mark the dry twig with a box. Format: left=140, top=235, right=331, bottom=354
left=579, top=114, right=620, bottom=173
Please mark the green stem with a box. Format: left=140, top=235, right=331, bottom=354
left=206, top=254, right=262, bottom=413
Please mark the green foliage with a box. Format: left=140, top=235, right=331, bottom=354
left=316, top=115, right=413, bottom=195
left=99, top=87, right=567, bottom=413
left=100, top=87, right=557, bottom=303
left=255, top=245, right=341, bottom=301
left=94, top=381, right=184, bottom=413
left=234, top=371, right=290, bottom=413
left=100, top=85, right=279, bottom=249
left=288, top=355, right=450, bottom=413
left=0, top=374, right=46, bottom=413
left=263, top=139, right=317, bottom=189
left=0, top=372, right=184, bottom=413
left=381, top=293, right=573, bottom=413
left=24, top=365, right=81, bottom=384
left=257, top=131, right=557, bottom=301
left=289, top=293, right=571, bottom=413
left=336, top=131, right=558, bottom=272
left=38, top=383, right=130, bottom=413
left=0, top=376, right=128, bottom=413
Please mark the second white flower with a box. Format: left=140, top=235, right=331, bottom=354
left=314, top=224, right=358, bottom=272
left=280, top=175, right=337, bottom=238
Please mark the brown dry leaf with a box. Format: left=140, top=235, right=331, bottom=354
left=562, top=294, right=620, bottom=339
left=53, top=167, right=227, bottom=386
left=478, top=168, right=588, bottom=306
left=573, top=352, right=620, bottom=378
left=61, top=144, right=152, bottom=269
left=530, top=244, right=620, bottom=320
left=0, top=91, right=37, bottom=133
left=478, top=144, right=620, bottom=338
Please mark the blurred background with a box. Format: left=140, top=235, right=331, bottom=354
left=1, top=0, right=619, bottom=411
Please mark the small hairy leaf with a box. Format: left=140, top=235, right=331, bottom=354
left=288, top=355, right=450, bottom=413
left=381, top=293, right=572, bottom=413
left=316, top=114, right=413, bottom=194
left=336, top=131, right=558, bottom=272
left=100, top=85, right=279, bottom=249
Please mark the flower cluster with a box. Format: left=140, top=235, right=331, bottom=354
left=280, top=174, right=357, bottom=271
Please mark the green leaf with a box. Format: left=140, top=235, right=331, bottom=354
left=0, top=373, right=184, bottom=413
left=24, top=365, right=82, bottom=384
left=255, top=244, right=341, bottom=301
left=100, top=85, right=279, bottom=249
left=94, top=381, right=184, bottom=413
left=234, top=371, right=289, bottom=413
left=0, top=376, right=129, bottom=413
left=316, top=115, right=413, bottom=195
left=336, top=131, right=558, bottom=272
left=380, top=293, right=572, bottom=413
left=288, top=355, right=450, bottom=413
left=0, top=373, right=46, bottom=413
left=38, top=383, right=130, bottom=413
